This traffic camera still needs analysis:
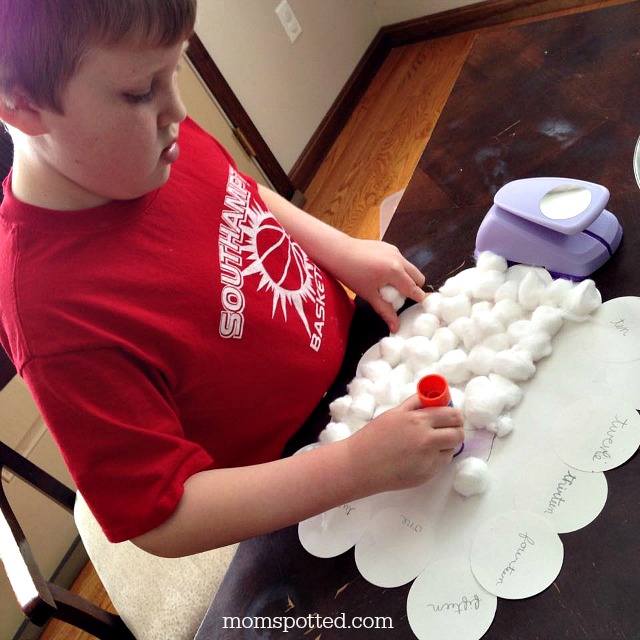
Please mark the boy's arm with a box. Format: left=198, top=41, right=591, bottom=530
left=258, top=185, right=426, bottom=333
left=132, top=396, right=463, bottom=557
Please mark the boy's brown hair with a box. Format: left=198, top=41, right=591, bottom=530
left=0, top=0, right=197, bottom=113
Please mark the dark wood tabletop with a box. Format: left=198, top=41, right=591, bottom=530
left=196, top=3, right=640, bottom=639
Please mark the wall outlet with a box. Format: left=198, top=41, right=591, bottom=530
left=275, top=0, right=302, bottom=44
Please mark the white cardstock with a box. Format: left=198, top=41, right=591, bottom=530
left=513, top=451, right=608, bottom=533
left=354, top=507, right=435, bottom=588
left=407, top=556, right=497, bottom=640
left=470, top=510, right=564, bottom=599
left=298, top=498, right=372, bottom=558
left=552, top=395, right=640, bottom=472
left=581, top=297, right=640, bottom=362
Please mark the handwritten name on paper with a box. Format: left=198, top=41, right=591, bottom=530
left=400, top=513, right=423, bottom=534
left=496, top=532, right=535, bottom=585
left=544, top=470, right=578, bottom=514
left=426, top=594, right=481, bottom=615
left=592, top=415, right=628, bottom=462
left=610, top=318, right=630, bottom=337
left=341, top=504, right=356, bottom=516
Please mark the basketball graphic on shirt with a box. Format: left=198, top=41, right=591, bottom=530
left=255, top=221, right=307, bottom=292
left=242, top=202, right=315, bottom=335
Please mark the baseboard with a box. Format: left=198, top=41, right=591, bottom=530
left=289, top=0, right=616, bottom=191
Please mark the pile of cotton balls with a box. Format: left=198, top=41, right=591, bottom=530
left=319, top=251, right=603, bottom=497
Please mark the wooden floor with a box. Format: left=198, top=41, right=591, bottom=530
left=38, top=2, right=625, bottom=638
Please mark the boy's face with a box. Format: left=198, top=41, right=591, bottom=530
left=34, top=39, right=188, bottom=208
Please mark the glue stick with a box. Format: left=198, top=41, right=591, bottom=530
left=417, top=374, right=464, bottom=456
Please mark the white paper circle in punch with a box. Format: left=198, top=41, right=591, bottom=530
left=407, top=556, right=497, bottom=640
left=581, top=297, right=640, bottom=363
left=354, top=507, right=435, bottom=588
left=552, top=395, right=640, bottom=472
left=470, top=511, right=563, bottom=599
left=513, top=451, right=608, bottom=533
left=298, top=497, right=373, bottom=558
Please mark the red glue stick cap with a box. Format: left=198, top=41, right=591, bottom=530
left=417, top=374, right=452, bottom=407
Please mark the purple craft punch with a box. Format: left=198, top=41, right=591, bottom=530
left=475, top=177, right=623, bottom=280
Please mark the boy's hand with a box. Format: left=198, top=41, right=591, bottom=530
left=345, top=395, right=464, bottom=494
left=333, top=238, right=426, bottom=332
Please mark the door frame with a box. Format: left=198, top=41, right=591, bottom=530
left=186, top=34, right=296, bottom=199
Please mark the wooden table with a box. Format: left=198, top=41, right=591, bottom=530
left=195, top=4, right=640, bottom=638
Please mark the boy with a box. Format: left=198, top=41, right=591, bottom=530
left=0, top=0, right=463, bottom=557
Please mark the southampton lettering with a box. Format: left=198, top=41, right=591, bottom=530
left=219, top=168, right=250, bottom=339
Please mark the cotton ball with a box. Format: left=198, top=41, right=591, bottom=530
left=379, top=335, right=406, bottom=367
left=360, top=359, right=393, bottom=383
left=507, top=264, right=552, bottom=286
left=561, top=279, right=602, bottom=319
left=404, top=335, right=439, bottom=371
left=467, top=345, right=496, bottom=376
left=492, top=298, right=524, bottom=325
left=343, top=414, right=367, bottom=432
left=472, top=269, right=506, bottom=301
left=438, top=349, right=470, bottom=384
left=347, top=376, right=374, bottom=397
left=518, top=271, right=546, bottom=310
left=472, top=308, right=505, bottom=338
left=440, top=294, right=472, bottom=324
left=517, top=331, right=552, bottom=361
left=440, top=274, right=466, bottom=297
left=319, top=421, right=352, bottom=444
left=431, top=327, right=459, bottom=358
left=329, top=395, right=352, bottom=422
left=494, top=279, right=519, bottom=302
left=449, top=386, right=465, bottom=411
left=476, top=251, right=508, bottom=273
left=541, top=277, right=574, bottom=307
left=464, top=376, right=504, bottom=426
left=487, top=414, right=515, bottom=437
left=448, top=317, right=483, bottom=351
left=373, top=404, right=394, bottom=418
left=453, top=457, right=490, bottom=497
left=410, top=313, right=440, bottom=338
left=350, top=392, right=377, bottom=421
left=390, top=363, right=413, bottom=391
left=531, top=305, right=564, bottom=336
left=371, top=379, right=397, bottom=406
left=488, top=373, right=523, bottom=410
left=481, top=332, right=510, bottom=352
left=492, top=348, right=536, bottom=381
left=400, top=381, right=418, bottom=403
left=380, top=285, right=405, bottom=311
left=472, top=301, right=492, bottom=314
left=507, top=319, right=536, bottom=346
left=440, top=268, right=479, bottom=297
left=422, top=291, right=443, bottom=317
left=414, top=364, right=437, bottom=380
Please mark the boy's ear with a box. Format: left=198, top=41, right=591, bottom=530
left=0, top=91, right=49, bottom=136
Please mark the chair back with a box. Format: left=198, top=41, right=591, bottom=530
left=0, top=440, right=135, bottom=639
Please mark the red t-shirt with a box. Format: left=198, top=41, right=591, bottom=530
left=0, top=118, right=354, bottom=542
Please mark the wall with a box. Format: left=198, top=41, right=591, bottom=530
left=372, top=0, right=484, bottom=25
left=195, top=0, right=380, bottom=174
left=177, top=56, right=269, bottom=186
